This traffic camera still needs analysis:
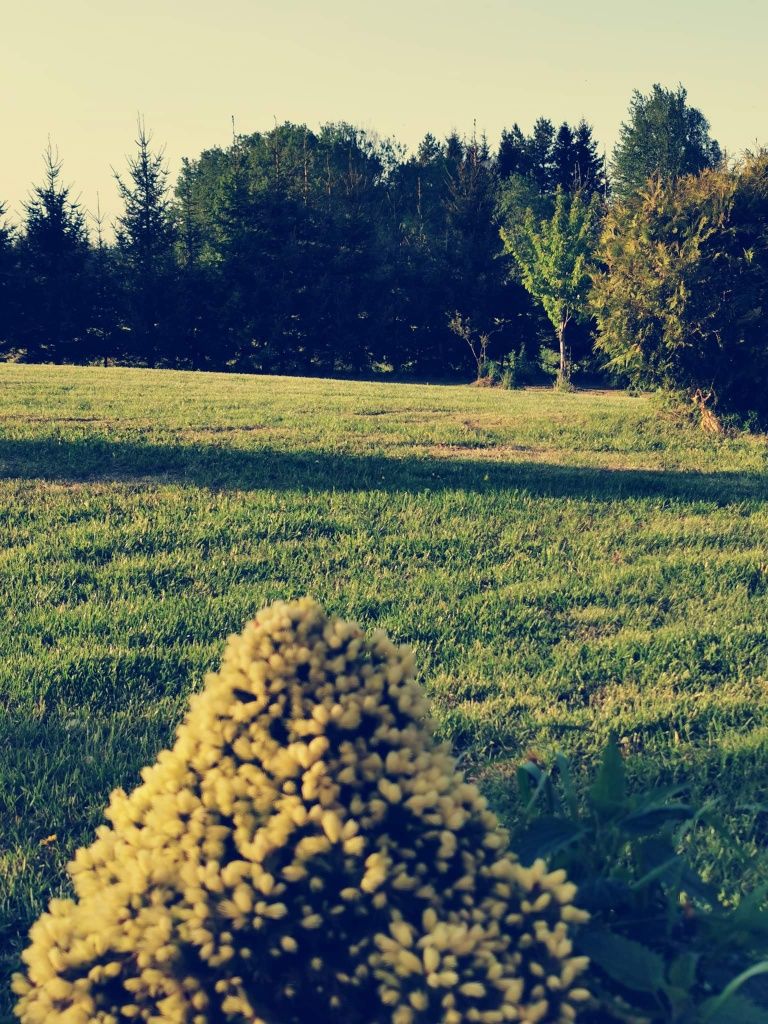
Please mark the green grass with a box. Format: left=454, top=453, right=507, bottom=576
left=1, top=364, right=767, bottom=1017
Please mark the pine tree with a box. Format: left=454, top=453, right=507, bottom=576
left=311, top=123, right=386, bottom=374
left=86, top=197, right=119, bottom=365
left=527, top=118, right=556, bottom=192
left=551, top=123, right=576, bottom=190
left=550, top=121, right=608, bottom=199
left=496, top=125, right=528, bottom=179
left=114, top=119, right=178, bottom=365
left=0, top=202, right=17, bottom=350
left=573, top=120, right=608, bottom=198
left=174, top=160, right=215, bottom=368
left=18, top=143, right=89, bottom=361
left=207, top=132, right=265, bottom=369
left=443, top=131, right=511, bottom=376
left=416, top=132, right=442, bottom=166
left=444, top=131, right=464, bottom=165
left=385, top=136, right=452, bottom=373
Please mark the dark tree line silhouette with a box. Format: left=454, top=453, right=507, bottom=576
left=1, top=85, right=727, bottom=383
left=0, top=117, right=607, bottom=379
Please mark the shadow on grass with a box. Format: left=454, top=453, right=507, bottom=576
left=0, top=435, right=765, bottom=503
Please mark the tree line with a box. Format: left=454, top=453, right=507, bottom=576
left=0, top=115, right=602, bottom=377
left=2, top=84, right=767, bottom=425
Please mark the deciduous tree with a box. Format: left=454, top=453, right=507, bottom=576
left=501, top=187, right=602, bottom=384
left=611, top=84, right=721, bottom=201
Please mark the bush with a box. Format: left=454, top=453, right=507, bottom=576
left=539, top=347, right=562, bottom=380
left=497, top=742, right=768, bottom=1023
left=538, top=348, right=575, bottom=391
left=500, top=345, right=540, bottom=389
left=591, top=155, right=768, bottom=428
left=13, top=599, right=590, bottom=1024
left=481, top=357, right=503, bottom=385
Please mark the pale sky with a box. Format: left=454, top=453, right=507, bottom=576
left=3, top=0, right=766, bottom=230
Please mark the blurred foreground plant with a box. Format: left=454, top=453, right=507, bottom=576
left=510, top=740, right=768, bottom=1023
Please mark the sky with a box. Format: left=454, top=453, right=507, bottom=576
left=3, top=0, right=767, bottom=229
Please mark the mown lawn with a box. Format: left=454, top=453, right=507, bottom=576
left=1, top=363, right=767, bottom=1018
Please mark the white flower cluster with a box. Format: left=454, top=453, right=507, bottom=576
left=14, top=598, right=590, bottom=1024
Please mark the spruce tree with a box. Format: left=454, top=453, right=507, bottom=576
left=175, top=160, right=215, bottom=368
left=552, top=121, right=607, bottom=198
left=527, top=117, right=556, bottom=192
left=0, top=202, right=17, bottom=351
left=86, top=197, right=119, bottom=365
left=573, top=120, right=607, bottom=198
left=443, top=132, right=512, bottom=376
left=551, top=123, right=577, bottom=191
left=496, top=125, right=528, bottom=179
left=114, top=119, right=178, bottom=365
left=18, top=144, right=89, bottom=362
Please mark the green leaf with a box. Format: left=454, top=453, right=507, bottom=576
left=668, top=952, right=699, bottom=991
left=700, top=991, right=768, bottom=1024
left=578, top=928, right=665, bottom=994
left=555, top=750, right=579, bottom=818
left=630, top=852, right=683, bottom=891
left=517, top=759, right=553, bottom=815
left=513, top=816, right=585, bottom=864
left=628, top=783, right=688, bottom=814
left=700, top=961, right=768, bottom=1021
left=589, top=737, right=626, bottom=816
left=516, top=764, right=534, bottom=804
left=621, top=803, right=694, bottom=834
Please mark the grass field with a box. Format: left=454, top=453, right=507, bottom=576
left=1, top=363, right=768, bottom=1018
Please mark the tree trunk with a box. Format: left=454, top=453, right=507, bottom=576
left=558, top=321, right=566, bottom=378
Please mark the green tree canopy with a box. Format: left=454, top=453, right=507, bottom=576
left=610, top=84, right=721, bottom=201
left=592, top=155, right=768, bottom=426
left=497, top=118, right=606, bottom=199
left=501, top=187, right=602, bottom=384
left=174, top=122, right=394, bottom=374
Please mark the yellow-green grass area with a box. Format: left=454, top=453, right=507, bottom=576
left=1, top=363, right=767, bottom=1016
